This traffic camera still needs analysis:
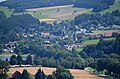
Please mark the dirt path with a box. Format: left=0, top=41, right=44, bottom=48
left=8, top=67, right=105, bottom=79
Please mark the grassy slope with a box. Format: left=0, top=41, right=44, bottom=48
left=101, top=0, right=120, bottom=14
left=0, top=6, right=12, bottom=17
left=76, top=38, right=115, bottom=52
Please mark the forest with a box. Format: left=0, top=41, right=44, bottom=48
left=74, top=0, right=115, bottom=12
left=74, top=10, right=120, bottom=30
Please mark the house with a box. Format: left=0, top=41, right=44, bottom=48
left=98, top=26, right=106, bottom=30
left=112, top=25, right=120, bottom=30
left=4, top=41, right=18, bottom=53
left=7, top=71, right=22, bottom=79
left=41, top=32, right=50, bottom=37
left=118, top=32, right=120, bottom=35
left=104, top=32, right=112, bottom=37
left=42, top=41, right=53, bottom=47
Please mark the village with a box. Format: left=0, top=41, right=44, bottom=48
left=2, top=20, right=120, bottom=53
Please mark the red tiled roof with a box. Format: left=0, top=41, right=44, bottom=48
left=104, top=32, right=112, bottom=37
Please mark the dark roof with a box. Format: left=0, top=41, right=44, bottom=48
left=7, top=71, right=22, bottom=79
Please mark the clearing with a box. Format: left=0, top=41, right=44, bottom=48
left=8, top=67, right=105, bottom=79
left=101, top=0, right=120, bottom=14
left=26, top=5, right=92, bottom=23
left=76, top=37, right=115, bottom=52
left=0, top=6, right=13, bottom=17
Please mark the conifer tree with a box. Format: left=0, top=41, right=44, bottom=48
left=22, top=69, right=31, bottom=79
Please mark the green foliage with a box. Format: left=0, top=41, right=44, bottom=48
left=101, top=0, right=120, bottom=14
left=17, top=54, right=23, bottom=65
left=22, top=69, right=31, bottom=79
left=26, top=55, right=33, bottom=65
left=0, top=0, right=73, bottom=12
left=0, top=6, right=12, bottom=17
left=0, top=11, right=6, bottom=20
left=74, top=10, right=120, bottom=29
left=0, top=12, right=40, bottom=44
left=81, top=35, right=120, bottom=78
left=9, top=55, right=17, bottom=65
left=74, top=0, right=115, bottom=12
left=0, top=60, right=9, bottom=79
left=35, top=68, right=46, bottom=79
left=53, top=66, right=73, bottom=79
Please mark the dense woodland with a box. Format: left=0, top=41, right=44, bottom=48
left=74, top=10, right=120, bottom=30
left=0, top=0, right=73, bottom=12
left=74, top=0, right=115, bottom=12
left=0, top=11, right=40, bottom=44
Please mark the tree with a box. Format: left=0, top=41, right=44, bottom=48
left=9, top=55, right=17, bottom=65
left=53, top=66, right=73, bottom=79
left=47, top=75, right=56, bottom=79
left=22, top=69, right=31, bottom=79
left=17, top=54, right=23, bottom=65
left=35, top=68, right=46, bottom=79
left=26, top=55, right=33, bottom=65
left=0, top=60, right=9, bottom=79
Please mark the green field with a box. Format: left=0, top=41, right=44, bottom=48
left=92, top=30, right=120, bottom=34
left=0, top=6, right=13, bottom=17
left=101, top=0, right=120, bottom=14
left=76, top=37, right=115, bottom=52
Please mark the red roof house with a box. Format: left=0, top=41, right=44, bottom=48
left=104, top=32, right=112, bottom=37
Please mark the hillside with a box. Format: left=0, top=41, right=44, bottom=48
left=101, top=0, right=120, bottom=14
left=74, top=0, right=115, bottom=12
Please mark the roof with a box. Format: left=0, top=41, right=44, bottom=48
left=7, top=71, right=22, bottom=79
left=104, top=32, right=112, bottom=37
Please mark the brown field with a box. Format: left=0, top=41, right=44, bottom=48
left=8, top=67, right=105, bottom=79
left=25, top=4, right=91, bottom=23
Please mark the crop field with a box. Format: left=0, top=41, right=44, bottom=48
left=0, top=6, right=13, bottom=17
left=101, top=0, right=120, bottom=14
left=8, top=67, right=105, bottom=79
left=26, top=5, right=92, bottom=23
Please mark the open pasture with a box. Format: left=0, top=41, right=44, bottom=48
left=26, top=5, right=91, bottom=23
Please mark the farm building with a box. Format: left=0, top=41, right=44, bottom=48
left=104, top=32, right=112, bottom=37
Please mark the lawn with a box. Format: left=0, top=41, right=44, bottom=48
left=101, top=0, right=120, bottom=14
left=76, top=48, right=83, bottom=52
left=92, top=30, right=120, bottom=34
left=0, top=6, right=13, bottom=17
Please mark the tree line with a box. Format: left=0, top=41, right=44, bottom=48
left=0, top=0, right=115, bottom=12
left=0, top=61, right=73, bottom=79
left=0, top=0, right=73, bottom=13
left=74, top=10, right=120, bottom=30
left=74, top=0, right=115, bottom=12
left=0, top=11, right=40, bottom=44
left=81, top=35, right=120, bottom=78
